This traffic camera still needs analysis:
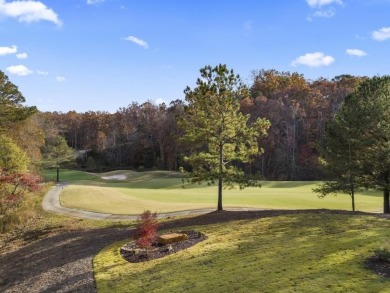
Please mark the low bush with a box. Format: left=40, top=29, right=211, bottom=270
left=374, top=243, right=390, bottom=262
left=0, top=170, right=42, bottom=232
left=134, top=210, right=159, bottom=249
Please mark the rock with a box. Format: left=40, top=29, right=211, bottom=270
left=162, top=244, right=174, bottom=253
left=157, top=233, right=188, bottom=244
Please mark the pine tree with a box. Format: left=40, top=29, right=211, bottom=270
left=179, top=64, right=270, bottom=211
left=42, top=136, right=73, bottom=182
left=315, top=76, right=390, bottom=213
left=0, top=71, right=37, bottom=131
left=314, top=113, right=361, bottom=211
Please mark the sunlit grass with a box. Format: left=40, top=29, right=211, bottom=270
left=94, top=213, right=390, bottom=292
left=53, top=170, right=383, bottom=214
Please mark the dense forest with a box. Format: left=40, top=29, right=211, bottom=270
left=38, top=69, right=365, bottom=180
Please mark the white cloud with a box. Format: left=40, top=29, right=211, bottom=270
left=306, top=0, right=343, bottom=8
left=37, top=70, right=48, bottom=75
left=6, top=64, right=33, bottom=76
left=312, top=8, right=335, bottom=18
left=16, top=52, right=27, bottom=59
left=123, top=35, right=149, bottom=49
left=0, top=0, right=62, bottom=26
left=372, top=27, right=390, bottom=41
left=87, top=0, right=105, bottom=4
left=291, top=52, right=335, bottom=67
left=155, top=98, right=167, bottom=105
left=56, top=76, right=65, bottom=82
left=346, top=49, right=367, bottom=57
left=0, top=45, right=17, bottom=56
left=306, top=0, right=342, bottom=20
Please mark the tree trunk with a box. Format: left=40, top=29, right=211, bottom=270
left=56, top=167, right=60, bottom=182
left=217, top=143, right=223, bottom=211
left=291, top=114, right=296, bottom=181
left=174, top=146, right=178, bottom=171
left=348, top=141, right=355, bottom=212
left=218, top=177, right=223, bottom=211
left=384, top=188, right=390, bottom=214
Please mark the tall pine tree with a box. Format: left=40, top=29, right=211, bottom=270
left=314, top=112, right=362, bottom=211
left=316, top=76, right=390, bottom=213
left=179, top=65, right=270, bottom=211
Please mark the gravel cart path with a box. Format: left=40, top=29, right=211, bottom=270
left=0, top=227, right=129, bottom=292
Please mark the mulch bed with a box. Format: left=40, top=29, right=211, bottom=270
left=365, top=257, right=390, bottom=278
left=120, top=230, right=207, bottom=263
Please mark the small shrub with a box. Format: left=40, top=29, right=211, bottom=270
left=374, top=246, right=390, bottom=263
left=0, top=169, right=42, bottom=232
left=134, top=210, right=159, bottom=250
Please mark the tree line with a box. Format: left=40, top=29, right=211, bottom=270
left=40, top=69, right=365, bottom=180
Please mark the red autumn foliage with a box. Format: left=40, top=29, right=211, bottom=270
left=134, top=210, right=159, bottom=249
left=0, top=168, right=42, bottom=216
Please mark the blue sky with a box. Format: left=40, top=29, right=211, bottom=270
left=0, top=0, right=389, bottom=113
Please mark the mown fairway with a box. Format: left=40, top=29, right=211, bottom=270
left=94, top=213, right=390, bottom=292
left=43, top=170, right=383, bottom=214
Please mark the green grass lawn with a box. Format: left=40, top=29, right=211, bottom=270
left=93, top=213, right=390, bottom=292
left=44, top=169, right=383, bottom=214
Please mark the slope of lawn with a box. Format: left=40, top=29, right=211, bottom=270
left=94, top=213, right=390, bottom=293
left=51, top=169, right=384, bottom=214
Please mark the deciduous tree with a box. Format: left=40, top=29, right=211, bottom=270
left=8, top=114, right=45, bottom=169
left=0, top=135, right=30, bottom=173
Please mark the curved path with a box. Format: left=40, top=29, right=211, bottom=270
left=42, top=183, right=262, bottom=220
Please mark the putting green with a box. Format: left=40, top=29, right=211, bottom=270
left=53, top=170, right=384, bottom=214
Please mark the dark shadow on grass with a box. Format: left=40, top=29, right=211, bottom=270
left=159, top=209, right=381, bottom=231
left=0, top=228, right=130, bottom=293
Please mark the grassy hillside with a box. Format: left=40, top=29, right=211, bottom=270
left=94, top=213, right=390, bottom=292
